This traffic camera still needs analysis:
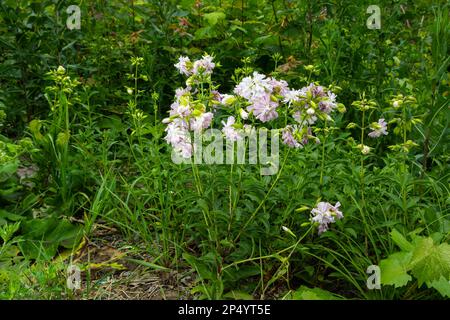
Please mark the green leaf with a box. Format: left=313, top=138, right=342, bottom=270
left=290, top=286, right=342, bottom=300
left=126, top=258, right=170, bottom=271
left=46, top=219, right=83, bottom=248
left=380, top=251, right=413, bottom=288
left=390, top=229, right=413, bottom=251
left=410, top=239, right=450, bottom=285
left=0, top=209, right=24, bottom=222
left=427, top=276, right=450, bottom=298
left=0, top=161, right=18, bottom=175
left=222, top=290, right=254, bottom=300
left=183, top=252, right=214, bottom=280
left=203, top=12, right=226, bottom=26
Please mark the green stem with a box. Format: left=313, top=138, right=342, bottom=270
left=234, top=148, right=291, bottom=243
left=227, top=163, right=234, bottom=238
left=225, top=226, right=313, bottom=271
left=319, top=119, right=327, bottom=188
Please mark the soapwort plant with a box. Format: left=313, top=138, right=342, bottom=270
left=161, top=54, right=350, bottom=297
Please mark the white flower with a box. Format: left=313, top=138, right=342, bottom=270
left=221, top=116, right=241, bottom=141
left=221, top=94, right=236, bottom=106
left=306, top=108, right=315, bottom=115
left=281, top=126, right=302, bottom=148
left=311, top=201, right=343, bottom=235
left=239, top=108, right=249, bottom=120
left=192, top=55, right=215, bottom=75
left=234, top=72, right=273, bottom=101
left=358, top=144, right=371, bottom=155
left=174, top=56, right=192, bottom=76
left=282, top=89, right=302, bottom=103
left=293, top=111, right=317, bottom=125
left=368, top=118, right=388, bottom=138
left=190, top=112, right=214, bottom=132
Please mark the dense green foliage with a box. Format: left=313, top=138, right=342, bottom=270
left=0, top=0, right=448, bottom=299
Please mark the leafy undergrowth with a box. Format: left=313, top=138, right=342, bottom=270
left=1, top=224, right=194, bottom=300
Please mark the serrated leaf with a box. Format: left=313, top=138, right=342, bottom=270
left=410, top=239, right=450, bottom=285
left=427, top=276, right=450, bottom=298
left=380, top=251, right=413, bottom=288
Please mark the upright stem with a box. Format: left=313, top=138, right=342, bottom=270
left=319, top=120, right=327, bottom=188
left=227, top=163, right=234, bottom=237
left=360, top=109, right=366, bottom=206
left=360, top=109, right=368, bottom=255
left=234, top=148, right=291, bottom=243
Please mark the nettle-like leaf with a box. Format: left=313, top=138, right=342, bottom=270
left=203, top=12, right=226, bottom=26
left=427, top=276, right=450, bottom=298
left=409, top=238, right=450, bottom=285
left=380, top=229, right=450, bottom=296
left=380, top=251, right=413, bottom=288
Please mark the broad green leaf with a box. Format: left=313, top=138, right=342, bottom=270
left=291, top=286, right=342, bottom=300
left=380, top=251, right=412, bottom=288
left=427, top=276, right=450, bottom=298
left=183, top=252, right=214, bottom=280
left=203, top=12, right=226, bottom=26
left=410, top=239, right=450, bottom=285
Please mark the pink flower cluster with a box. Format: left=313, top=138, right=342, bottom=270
left=165, top=55, right=342, bottom=157
left=234, top=72, right=289, bottom=123
left=163, top=84, right=214, bottom=158
left=174, top=55, right=215, bottom=77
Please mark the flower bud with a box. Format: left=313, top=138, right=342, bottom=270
left=57, top=66, right=66, bottom=75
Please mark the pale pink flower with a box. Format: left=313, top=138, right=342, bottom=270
left=311, top=201, right=343, bottom=235
left=190, top=112, right=214, bottom=132
left=175, top=86, right=191, bottom=98
left=269, top=78, right=289, bottom=96
left=164, top=120, right=192, bottom=158
left=368, top=118, right=388, bottom=138
left=192, top=55, right=215, bottom=75
left=220, top=94, right=236, bottom=106
left=221, top=116, right=241, bottom=141
left=169, top=101, right=191, bottom=118
left=174, top=56, right=192, bottom=76
left=247, top=95, right=279, bottom=122
left=234, top=72, right=273, bottom=101
left=281, top=126, right=302, bottom=148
